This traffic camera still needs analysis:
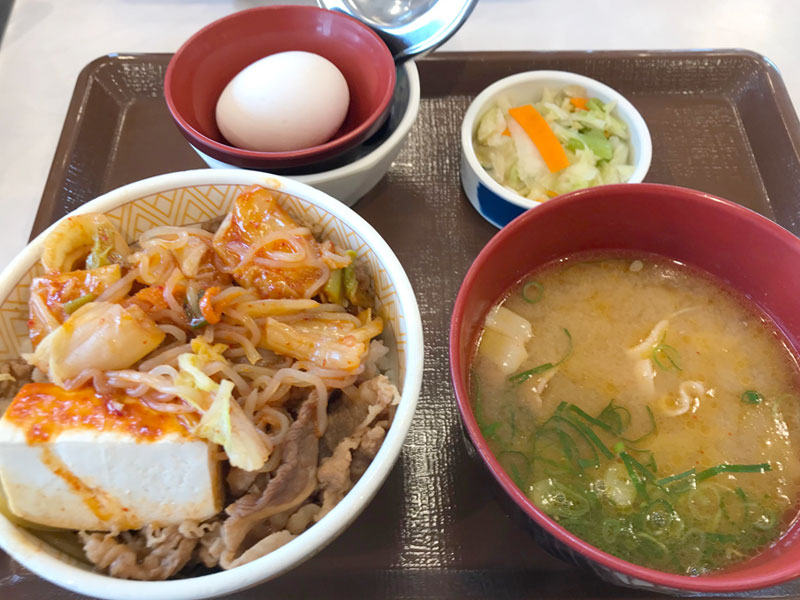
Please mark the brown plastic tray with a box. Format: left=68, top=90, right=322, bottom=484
left=7, top=50, right=800, bottom=599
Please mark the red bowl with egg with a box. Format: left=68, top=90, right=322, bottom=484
left=450, top=183, right=800, bottom=593
left=165, top=5, right=396, bottom=169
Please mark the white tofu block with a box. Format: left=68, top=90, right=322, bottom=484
left=0, top=385, right=222, bottom=531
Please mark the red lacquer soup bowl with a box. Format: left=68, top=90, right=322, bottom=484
left=165, top=5, right=396, bottom=170
left=450, top=183, right=800, bottom=593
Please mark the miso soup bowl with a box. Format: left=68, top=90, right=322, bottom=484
left=0, top=169, right=424, bottom=600
left=450, top=183, right=800, bottom=594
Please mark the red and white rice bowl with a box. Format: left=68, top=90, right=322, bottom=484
left=0, top=169, right=423, bottom=600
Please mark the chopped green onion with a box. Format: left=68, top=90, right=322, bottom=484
left=612, top=441, right=625, bottom=454
left=498, top=451, right=530, bottom=488
left=622, top=406, right=657, bottom=444
left=530, top=478, right=591, bottom=519
left=696, top=462, right=771, bottom=482
left=601, top=518, right=623, bottom=543
left=637, top=532, right=669, bottom=561
left=510, top=362, right=558, bottom=383
left=651, top=343, right=682, bottom=371
left=63, top=292, right=96, bottom=315
left=741, top=390, right=763, bottom=405
left=621, top=451, right=658, bottom=484
left=545, top=416, right=601, bottom=469
left=598, top=399, right=631, bottom=435
left=620, top=453, right=647, bottom=498
left=630, top=448, right=658, bottom=473
left=566, top=403, right=614, bottom=433
left=509, top=328, right=572, bottom=384
left=749, top=505, right=777, bottom=530
left=567, top=417, right=614, bottom=460
left=481, top=422, right=501, bottom=440
left=471, top=374, right=498, bottom=441
left=532, top=454, right=573, bottom=476
left=521, top=281, right=543, bottom=304
left=686, top=485, right=723, bottom=521
left=657, top=467, right=696, bottom=488
left=644, top=498, right=678, bottom=536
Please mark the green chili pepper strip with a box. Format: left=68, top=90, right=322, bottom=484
left=86, top=226, right=114, bottom=270
left=322, top=268, right=344, bottom=305
left=521, top=281, right=544, bottom=304
left=63, top=292, right=96, bottom=315
left=741, top=390, right=763, bottom=405
left=189, top=317, right=209, bottom=329
left=509, top=328, right=572, bottom=384
left=696, top=462, right=771, bottom=482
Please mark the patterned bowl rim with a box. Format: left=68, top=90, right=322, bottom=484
left=0, top=169, right=424, bottom=600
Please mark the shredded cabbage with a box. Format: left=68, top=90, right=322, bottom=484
left=175, top=343, right=270, bottom=471
left=473, top=87, right=634, bottom=202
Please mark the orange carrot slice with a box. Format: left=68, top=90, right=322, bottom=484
left=508, top=105, right=570, bottom=173
left=570, top=97, right=588, bottom=110
left=199, top=286, right=223, bottom=324
left=502, top=128, right=510, bottom=137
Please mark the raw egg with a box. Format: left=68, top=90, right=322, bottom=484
left=215, top=51, right=350, bottom=153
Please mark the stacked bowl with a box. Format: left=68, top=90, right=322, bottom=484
left=165, top=5, right=421, bottom=206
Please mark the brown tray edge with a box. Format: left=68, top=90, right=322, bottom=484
left=32, top=49, right=800, bottom=240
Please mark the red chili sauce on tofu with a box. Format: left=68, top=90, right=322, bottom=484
left=4, top=383, right=195, bottom=443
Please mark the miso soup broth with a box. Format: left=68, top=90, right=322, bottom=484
left=470, top=253, right=800, bottom=575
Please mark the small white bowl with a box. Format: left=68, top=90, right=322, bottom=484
left=0, top=169, right=424, bottom=600
left=194, top=61, right=421, bottom=207
left=460, top=70, right=652, bottom=228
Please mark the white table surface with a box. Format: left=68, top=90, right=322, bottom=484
left=0, top=0, right=798, bottom=271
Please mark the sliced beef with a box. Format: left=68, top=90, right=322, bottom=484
left=315, top=375, right=397, bottom=520
left=80, top=525, right=197, bottom=581
left=220, top=396, right=318, bottom=567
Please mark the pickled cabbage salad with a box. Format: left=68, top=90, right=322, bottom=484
left=473, top=86, right=635, bottom=202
